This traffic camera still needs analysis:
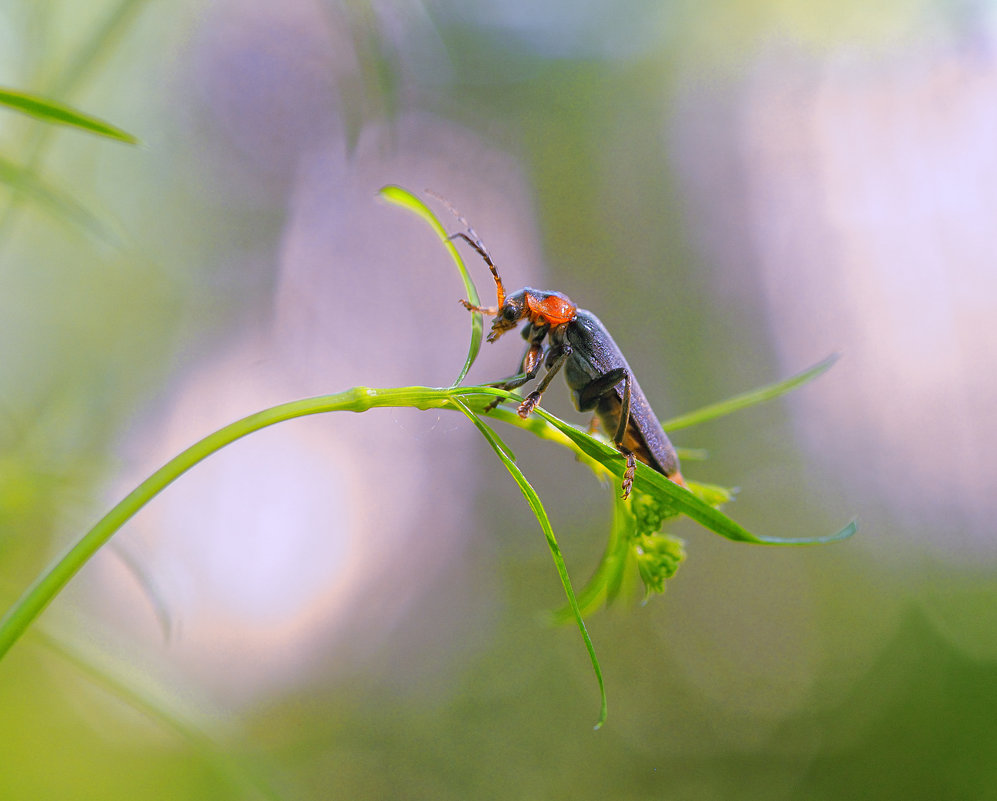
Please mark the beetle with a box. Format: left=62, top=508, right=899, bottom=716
left=436, top=195, right=686, bottom=499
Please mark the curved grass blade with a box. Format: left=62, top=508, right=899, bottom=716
left=0, top=385, right=464, bottom=663
left=662, top=354, right=840, bottom=432
left=378, top=184, right=483, bottom=386
left=0, top=376, right=850, bottom=720
left=449, top=396, right=608, bottom=729
left=108, top=542, right=174, bottom=641
left=481, top=394, right=852, bottom=544
left=0, top=384, right=562, bottom=664
left=0, top=87, right=138, bottom=144
left=337, top=1, right=399, bottom=154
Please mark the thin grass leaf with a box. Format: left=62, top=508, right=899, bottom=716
left=0, top=87, right=138, bottom=144
left=463, top=390, right=854, bottom=544
left=49, top=0, right=152, bottom=99
left=378, top=185, right=484, bottom=386
left=35, top=630, right=282, bottom=800
left=0, top=153, right=120, bottom=243
left=449, top=397, right=608, bottom=729
left=533, top=406, right=856, bottom=545
left=551, top=491, right=636, bottom=622
left=107, top=542, right=173, bottom=641
left=0, top=0, right=149, bottom=243
left=662, top=354, right=840, bottom=432
left=676, top=447, right=709, bottom=461
left=337, top=1, right=400, bottom=154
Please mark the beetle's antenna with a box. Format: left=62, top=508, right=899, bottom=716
left=426, top=190, right=506, bottom=309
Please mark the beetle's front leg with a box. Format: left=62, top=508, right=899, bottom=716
left=517, top=342, right=572, bottom=417
left=483, top=342, right=543, bottom=411
left=483, top=326, right=548, bottom=411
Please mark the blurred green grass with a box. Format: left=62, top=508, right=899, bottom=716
left=2, top=1, right=994, bottom=799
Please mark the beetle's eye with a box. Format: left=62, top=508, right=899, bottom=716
left=502, top=306, right=518, bottom=322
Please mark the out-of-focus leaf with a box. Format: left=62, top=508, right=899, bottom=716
left=0, top=87, right=138, bottom=144
left=0, top=154, right=119, bottom=242
left=662, top=354, right=840, bottom=431
left=379, top=185, right=484, bottom=386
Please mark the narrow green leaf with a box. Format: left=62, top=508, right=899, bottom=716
left=378, top=185, right=484, bottom=386
left=35, top=631, right=282, bottom=800
left=449, top=397, right=608, bottom=729
left=550, top=491, right=636, bottom=623
left=0, top=87, right=138, bottom=144
left=662, top=354, right=840, bottom=432
left=533, top=406, right=856, bottom=546
left=107, top=543, right=173, bottom=641
left=0, top=153, right=119, bottom=243
left=0, top=0, right=149, bottom=242
left=459, top=388, right=854, bottom=545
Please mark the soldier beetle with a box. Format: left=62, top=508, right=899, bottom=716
left=433, top=193, right=686, bottom=499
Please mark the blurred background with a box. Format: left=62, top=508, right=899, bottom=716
left=2, top=0, right=997, bottom=798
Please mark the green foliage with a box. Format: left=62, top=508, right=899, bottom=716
left=381, top=185, right=855, bottom=725
left=0, top=153, right=120, bottom=242
left=0, top=185, right=854, bottom=732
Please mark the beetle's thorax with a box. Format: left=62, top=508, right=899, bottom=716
left=487, top=287, right=577, bottom=342
left=524, top=288, right=576, bottom=327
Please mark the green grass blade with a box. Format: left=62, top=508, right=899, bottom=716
left=449, top=397, right=608, bottom=729
left=378, top=185, right=484, bottom=386
left=532, top=406, right=856, bottom=546
left=0, top=375, right=851, bottom=731
left=549, top=491, right=635, bottom=623
left=0, top=0, right=149, bottom=244
left=0, top=87, right=138, bottom=144
left=0, top=153, right=119, bottom=243
left=662, top=354, right=840, bottom=432
left=458, top=388, right=854, bottom=544
left=49, top=0, right=152, bottom=99
left=35, top=630, right=282, bottom=800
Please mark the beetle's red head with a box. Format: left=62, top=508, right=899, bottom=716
left=433, top=192, right=577, bottom=340
left=480, top=288, right=576, bottom=341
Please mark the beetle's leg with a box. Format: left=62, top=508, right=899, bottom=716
left=575, top=367, right=627, bottom=412
left=459, top=297, right=498, bottom=316
left=518, top=342, right=572, bottom=417
left=613, top=370, right=633, bottom=444
left=620, top=451, right=637, bottom=500
left=615, top=372, right=637, bottom=499
left=484, top=339, right=544, bottom=411
left=574, top=368, right=639, bottom=499
left=481, top=325, right=548, bottom=411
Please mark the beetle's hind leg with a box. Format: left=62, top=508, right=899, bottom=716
left=620, top=450, right=636, bottom=500
left=576, top=367, right=638, bottom=499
